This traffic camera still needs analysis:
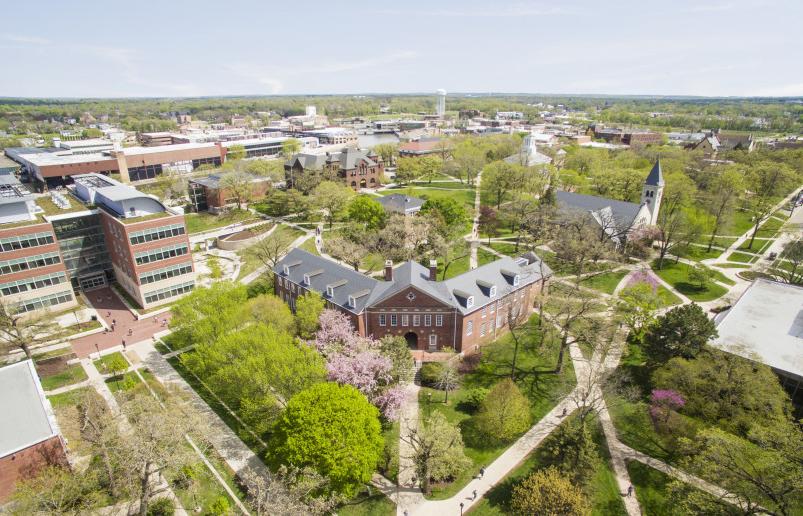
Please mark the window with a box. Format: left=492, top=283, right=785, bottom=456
left=391, top=314, right=398, bottom=326
left=466, top=321, right=473, bottom=336
left=143, top=281, right=195, bottom=304
left=134, top=243, right=188, bottom=265
left=379, top=314, right=386, bottom=326
left=14, top=290, right=73, bottom=314
left=424, top=314, right=431, bottom=326
left=283, top=265, right=290, bottom=275
left=489, top=285, right=497, bottom=297
left=513, top=275, right=520, bottom=287
left=0, top=231, right=55, bottom=252
left=481, top=307, right=487, bottom=318
left=348, top=295, right=356, bottom=308
left=0, top=272, right=67, bottom=296
left=435, top=315, right=443, bottom=327
left=497, top=315, right=503, bottom=327
left=139, top=262, right=193, bottom=285
left=429, top=334, right=437, bottom=349
left=303, top=274, right=311, bottom=285
left=480, top=322, right=487, bottom=336
left=466, top=296, right=474, bottom=308
left=326, top=285, right=334, bottom=297
left=0, top=252, right=61, bottom=274
left=402, top=314, right=409, bottom=326
left=128, top=223, right=185, bottom=245
left=413, top=314, right=420, bottom=326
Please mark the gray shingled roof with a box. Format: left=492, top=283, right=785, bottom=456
left=339, top=148, right=377, bottom=170
left=285, top=153, right=327, bottom=170
left=274, top=247, right=553, bottom=316
left=376, top=194, right=425, bottom=214
left=556, top=191, right=642, bottom=236
left=644, top=159, right=664, bottom=186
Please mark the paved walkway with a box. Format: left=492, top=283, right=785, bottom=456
left=129, top=340, right=270, bottom=481
left=468, top=170, right=483, bottom=270
left=397, top=383, right=422, bottom=511
left=721, top=187, right=801, bottom=257
left=71, top=287, right=171, bottom=358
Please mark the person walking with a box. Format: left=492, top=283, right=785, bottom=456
left=561, top=407, right=567, bottom=417
left=472, top=489, right=478, bottom=500
left=122, top=339, right=126, bottom=350
left=627, top=485, right=634, bottom=497
left=479, top=467, right=485, bottom=479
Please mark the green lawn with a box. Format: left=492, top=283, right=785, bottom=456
left=737, top=237, right=774, bottom=254
left=419, top=315, right=576, bottom=500
left=39, top=364, right=88, bottom=391
left=626, top=460, right=732, bottom=516
left=237, top=224, right=305, bottom=280
left=105, top=371, right=142, bottom=393
left=48, top=386, right=94, bottom=408
left=681, top=244, right=725, bottom=262
left=580, top=270, right=629, bottom=295
left=656, top=285, right=683, bottom=307
left=650, top=260, right=729, bottom=302
left=470, top=415, right=626, bottom=516
left=298, top=236, right=319, bottom=255
left=712, top=263, right=750, bottom=269
left=338, top=492, right=395, bottom=516
left=437, top=248, right=498, bottom=280
left=694, top=235, right=738, bottom=248
left=487, top=241, right=521, bottom=256
left=756, top=216, right=785, bottom=237
left=93, top=351, right=128, bottom=375
left=380, top=186, right=476, bottom=210
left=726, top=251, right=759, bottom=263
left=728, top=209, right=757, bottom=236
left=185, top=210, right=258, bottom=235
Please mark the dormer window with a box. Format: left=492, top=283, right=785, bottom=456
left=489, top=286, right=497, bottom=297
left=303, top=274, right=311, bottom=285
left=326, top=286, right=334, bottom=297
left=513, top=275, right=520, bottom=287
left=283, top=265, right=290, bottom=275
left=466, top=296, right=474, bottom=308
left=348, top=295, right=356, bottom=308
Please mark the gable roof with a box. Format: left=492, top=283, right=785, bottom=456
left=644, top=159, right=664, bottom=186
left=376, top=194, right=425, bottom=214
left=285, top=153, right=327, bottom=170
left=555, top=190, right=643, bottom=237
left=339, top=148, right=377, bottom=170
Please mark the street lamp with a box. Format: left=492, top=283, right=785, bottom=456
left=460, top=502, right=464, bottom=515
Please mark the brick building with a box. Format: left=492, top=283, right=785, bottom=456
left=285, top=148, right=384, bottom=190
left=0, top=360, right=68, bottom=502
left=274, top=248, right=551, bottom=353
left=188, top=173, right=273, bottom=213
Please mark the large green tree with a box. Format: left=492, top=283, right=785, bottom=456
left=511, top=467, right=590, bottom=516
left=313, top=181, right=355, bottom=228
left=295, top=291, right=325, bottom=339
left=269, top=383, right=383, bottom=498
left=744, top=163, right=796, bottom=249
left=170, top=282, right=250, bottom=348
left=402, top=411, right=471, bottom=495
left=703, top=165, right=745, bottom=251
left=475, top=379, right=532, bottom=442
left=347, top=195, right=386, bottom=230
left=643, top=303, right=717, bottom=364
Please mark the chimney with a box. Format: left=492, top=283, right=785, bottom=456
left=429, top=260, right=438, bottom=281
left=384, top=260, right=393, bottom=281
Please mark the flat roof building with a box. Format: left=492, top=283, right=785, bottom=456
left=0, top=360, right=67, bottom=501
left=712, top=278, right=803, bottom=404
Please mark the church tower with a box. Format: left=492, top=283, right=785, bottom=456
left=641, top=159, right=664, bottom=225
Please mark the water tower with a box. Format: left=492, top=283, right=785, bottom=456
left=436, top=89, right=447, bottom=117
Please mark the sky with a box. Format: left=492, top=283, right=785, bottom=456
left=1, top=0, right=802, bottom=98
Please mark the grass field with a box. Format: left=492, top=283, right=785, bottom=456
left=656, top=285, right=683, bottom=307
left=650, top=260, right=729, bottom=302
left=39, top=363, right=88, bottom=391
left=298, top=236, right=319, bottom=255
left=681, top=244, right=725, bottom=262
left=737, top=237, right=774, bottom=254
left=185, top=210, right=258, bottom=235
left=93, top=351, right=128, bottom=374
left=694, top=235, right=738, bottom=248
left=580, top=270, right=629, bottom=295
left=379, top=186, right=476, bottom=210
left=726, top=251, right=759, bottom=263
left=418, top=315, right=576, bottom=500
left=437, top=247, right=498, bottom=280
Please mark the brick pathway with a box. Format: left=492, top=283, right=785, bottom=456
left=70, top=286, right=171, bottom=358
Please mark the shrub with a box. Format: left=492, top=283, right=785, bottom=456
left=146, top=497, right=175, bottom=516
left=419, top=362, right=444, bottom=387
left=207, top=496, right=230, bottom=515
left=474, top=379, right=531, bottom=442
left=460, top=387, right=490, bottom=412
left=511, top=467, right=590, bottom=515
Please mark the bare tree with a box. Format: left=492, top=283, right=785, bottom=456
left=0, top=300, right=59, bottom=359
left=252, top=229, right=295, bottom=278
left=436, top=362, right=460, bottom=404
left=241, top=466, right=341, bottom=516
left=78, top=390, right=123, bottom=497
left=219, top=171, right=253, bottom=210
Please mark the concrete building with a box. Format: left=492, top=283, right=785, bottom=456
left=274, top=249, right=551, bottom=353
left=0, top=360, right=68, bottom=502
left=0, top=155, right=20, bottom=176
left=712, top=278, right=803, bottom=405
left=294, top=128, right=357, bottom=145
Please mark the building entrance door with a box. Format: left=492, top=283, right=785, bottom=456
left=79, top=272, right=107, bottom=291
left=404, top=332, right=418, bottom=350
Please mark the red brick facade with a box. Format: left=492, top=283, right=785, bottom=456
left=0, top=436, right=68, bottom=502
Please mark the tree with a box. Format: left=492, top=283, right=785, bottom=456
left=417, top=155, right=443, bottom=184
left=677, top=423, right=803, bottom=515
left=652, top=350, right=791, bottom=434
left=475, top=379, right=531, bottom=442
left=312, top=181, right=355, bottom=228
left=703, top=166, right=745, bottom=251
left=543, top=282, right=607, bottom=374
left=500, top=196, right=540, bottom=251
left=379, top=336, right=414, bottom=383
left=251, top=228, right=294, bottom=278
left=544, top=420, right=601, bottom=486
left=11, top=466, right=104, bottom=515
left=77, top=390, right=123, bottom=497
left=295, top=291, right=325, bottom=339
left=394, top=157, right=420, bottom=185
left=436, top=362, right=460, bottom=404
left=643, top=303, right=717, bottom=364
left=246, top=294, right=295, bottom=334
left=420, top=197, right=468, bottom=235
left=767, top=239, right=803, bottom=285
left=227, top=144, right=246, bottom=161
left=373, top=143, right=398, bottom=167
left=169, top=282, right=249, bottom=348
left=402, top=411, right=471, bottom=495
left=654, top=174, right=702, bottom=269
left=241, top=466, right=341, bottom=516
left=511, top=467, right=590, bottom=516
left=0, top=300, right=59, bottom=359
left=478, top=206, right=499, bottom=245
left=269, top=383, right=383, bottom=498
left=483, top=160, right=524, bottom=209
left=687, top=264, right=713, bottom=290
left=451, top=139, right=486, bottom=185
left=282, top=138, right=302, bottom=157
left=219, top=171, right=253, bottom=210
left=347, top=195, right=386, bottom=230
left=245, top=159, right=284, bottom=181
left=119, top=393, right=208, bottom=516
left=616, top=282, right=661, bottom=341
left=649, top=389, right=685, bottom=427
left=744, top=163, right=796, bottom=249
left=184, top=323, right=326, bottom=433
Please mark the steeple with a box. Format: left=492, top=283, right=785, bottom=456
left=644, top=158, right=664, bottom=187
left=640, top=158, right=665, bottom=225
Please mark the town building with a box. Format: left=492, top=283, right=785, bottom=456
left=284, top=148, right=384, bottom=190
left=293, top=128, right=358, bottom=146
left=691, top=130, right=755, bottom=155
left=274, top=248, right=551, bottom=353
left=0, top=155, right=20, bottom=176
left=6, top=142, right=226, bottom=186
left=0, top=173, right=194, bottom=315
left=0, top=360, right=68, bottom=502
left=188, top=173, right=273, bottom=213
left=556, top=159, right=663, bottom=245
left=398, top=138, right=449, bottom=157
left=376, top=194, right=425, bottom=216
left=712, top=278, right=803, bottom=405
left=587, top=124, right=663, bottom=146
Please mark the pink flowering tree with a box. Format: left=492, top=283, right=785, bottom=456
left=315, top=309, right=406, bottom=421
left=649, top=389, right=685, bottom=426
